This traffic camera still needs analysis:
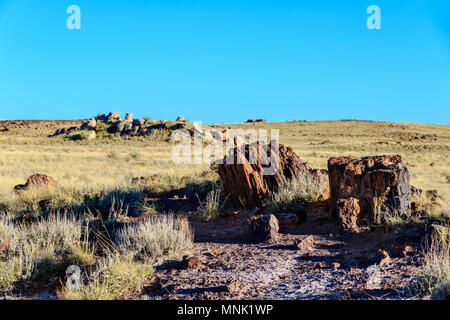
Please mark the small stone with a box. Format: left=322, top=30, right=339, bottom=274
left=247, top=214, right=279, bottom=243
left=294, top=235, right=314, bottom=251
left=181, top=255, right=201, bottom=269
left=332, top=262, right=341, bottom=269
left=392, top=245, right=413, bottom=258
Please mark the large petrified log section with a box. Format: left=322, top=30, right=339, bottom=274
left=328, top=155, right=411, bottom=233
left=217, top=143, right=325, bottom=209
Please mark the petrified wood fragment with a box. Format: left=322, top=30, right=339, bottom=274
left=328, top=155, right=411, bottom=233
left=217, top=143, right=325, bottom=209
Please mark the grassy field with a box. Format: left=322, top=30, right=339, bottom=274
left=0, top=118, right=448, bottom=299
left=1, top=119, right=448, bottom=199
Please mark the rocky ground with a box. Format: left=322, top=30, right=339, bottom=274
left=141, top=208, right=425, bottom=300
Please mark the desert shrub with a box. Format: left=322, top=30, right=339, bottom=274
left=198, top=186, right=224, bottom=221
left=0, top=255, right=33, bottom=290
left=412, top=224, right=450, bottom=299
left=135, top=201, right=162, bottom=216
left=115, top=215, right=193, bottom=261
left=26, top=214, right=82, bottom=251
left=68, top=228, right=95, bottom=266
left=267, top=175, right=326, bottom=212
left=58, top=253, right=152, bottom=300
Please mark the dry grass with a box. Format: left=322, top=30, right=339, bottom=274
left=115, top=215, right=193, bottom=261
left=0, top=118, right=448, bottom=299
left=58, top=253, right=153, bottom=300
left=412, top=224, right=450, bottom=299
left=267, top=175, right=327, bottom=212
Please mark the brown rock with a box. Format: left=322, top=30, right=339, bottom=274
left=181, top=255, right=201, bottom=269
left=14, top=174, right=55, bottom=192
left=247, top=214, right=279, bottom=243
left=217, top=142, right=326, bottom=209
left=294, top=235, right=314, bottom=251
left=331, top=262, right=341, bottom=269
left=376, top=249, right=391, bottom=266
left=391, top=245, right=414, bottom=258
left=328, top=155, right=411, bottom=232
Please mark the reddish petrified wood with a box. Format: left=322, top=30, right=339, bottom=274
left=328, top=155, right=411, bottom=233
left=217, top=143, right=326, bottom=209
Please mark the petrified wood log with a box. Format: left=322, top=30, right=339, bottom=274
left=217, top=143, right=325, bottom=209
left=328, top=155, right=411, bottom=233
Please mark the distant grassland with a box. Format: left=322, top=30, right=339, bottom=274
left=0, top=119, right=449, bottom=199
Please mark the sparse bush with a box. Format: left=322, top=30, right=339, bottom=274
left=412, top=224, right=450, bottom=299
left=198, top=186, right=225, bottom=221
left=26, top=214, right=82, bottom=251
left=115, top=215, right=193, bottom=261
left=0, top=255, right=33, bottom=290
left=58, top=253, right=152, bottom=300
left=267, top=175, right=326, bottom=212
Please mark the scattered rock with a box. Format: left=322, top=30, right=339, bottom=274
left=86, top=130, right=96, bottom=140
left=86, top=118, right=97, bottom=130
left=124, top=113, right=133, bottom=122
left=131, top=175, right=161, bottom=185
left=115, top=121, right=126, bottom=133
left=106, top=112, right=121, bottom=123
left=331, top=262, right=341, bottom=269
left=411, top=186, right=423, bottom=196
left=367, top=249, right=391, bottom=266
left=294, top=235, right=314, bottom=251
left=247, top=214, right=279, bottom=243
left=14, top=174, right=55, bottom=192
left=225, top=277, right=244, bottom=294
left=181, top=255, right=201, bottom=269
left=391, top=245, right=414, bottom=258
left=328, top=155, right=411, bottom=233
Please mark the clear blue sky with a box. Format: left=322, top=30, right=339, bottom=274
left=0, top=0, right=449, bottom=124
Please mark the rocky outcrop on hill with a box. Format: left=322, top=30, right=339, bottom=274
left=50, top=112, right=189, bottom=140
left=217, top=143, right=327, bottom=209
left=328, top=155, right=411, bottom=233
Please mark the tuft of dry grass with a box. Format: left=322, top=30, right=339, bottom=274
left=115, top=215, right=193, bottom=261
left=412, top=224, right=450, bottom=299
left=267, top=175, right=327, bottom=213
left=58, top=253, right=152, bottom=300
left=198, top=186, right=225, bottom=221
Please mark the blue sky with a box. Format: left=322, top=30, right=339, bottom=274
left=0, top=0, right=449, bottom=124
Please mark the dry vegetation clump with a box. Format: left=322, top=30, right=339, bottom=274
left=115, top=215, right=193, bottom=261
left=412, top=223, right=450, bottom=300
left=197, top=185, right=226, bottom=221
left=58, top=253, right=153, bottom=300
left=266, top=175, right=327, bottom=213
left=0, top=119, right=448, bottom=299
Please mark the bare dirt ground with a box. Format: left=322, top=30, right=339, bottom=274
left=142, top=207, right=425, bottom=300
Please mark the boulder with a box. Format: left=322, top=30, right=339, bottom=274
left=328, top=155, right=411, bottom=233
left=124, top=113, right=133, bottom=122
left=115, top=121, right=126, bottom=133
left=217, top=143, right=326, bottom=209
left=176, top=116, right=185, bottom=122
left=14, top=174, right=55, bottom=192
left=247, top=214, right=279, bottom=243
left=96, top=113, right=106, bottom=121
left=86, top=130, right=96, bottom=140
left=86, top=118, right=97, bottom=130
left=106, top=112, right=121, bottom=122
left=133, top=119, right=145, bottom=127
left=123, top=122, right=133, bottom=132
